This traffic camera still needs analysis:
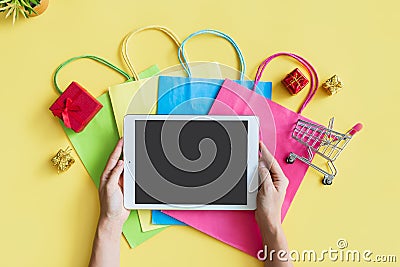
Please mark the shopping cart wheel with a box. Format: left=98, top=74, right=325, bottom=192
left=286, top=153, right=296, bottom=164
left=322, top=176, right=333, bottom=185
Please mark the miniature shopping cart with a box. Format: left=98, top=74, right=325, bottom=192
left=286, top=118, right=362, bottom=185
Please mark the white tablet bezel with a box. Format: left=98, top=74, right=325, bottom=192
left=123, top=115, right=259, bottom=210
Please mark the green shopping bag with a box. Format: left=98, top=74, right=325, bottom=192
left=52, top=55, right=164, bottom=248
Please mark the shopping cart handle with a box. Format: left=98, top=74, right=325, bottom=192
left=348, top=123, right=363, bottom=135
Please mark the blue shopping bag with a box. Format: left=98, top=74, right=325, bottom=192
left=152, top=210, right=186, bottom=225
left=157, top=29, right=272, bottom=115
left=153, top=29, right=272, bottom=225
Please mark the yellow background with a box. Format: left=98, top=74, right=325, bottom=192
left=1, top=0, right=399, bottom=266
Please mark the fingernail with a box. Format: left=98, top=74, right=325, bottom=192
left=118, top=160, right=123, bottom=166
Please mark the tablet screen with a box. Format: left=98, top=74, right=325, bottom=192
left=134, top=119, right=248, bottom=206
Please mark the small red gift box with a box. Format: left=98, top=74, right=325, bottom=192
left=49, top=82, right=103, bottom=133
left=281, top=68, right=309, bottom=95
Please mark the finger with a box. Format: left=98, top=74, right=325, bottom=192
left=118, top=174, right=124, bottom=190
left=259, top=141, right=285, bottom=178
left=258, top=157, right=274, bottom=189
left=108, top=160, right=124, bottom=187
left=276, top=176, right=289, bottom=193
left=259, top=142, right=289, bottom=192
left=101, top=139, right=123, bottom=186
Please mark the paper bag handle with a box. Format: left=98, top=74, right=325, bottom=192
left=178, top=29, right=246, bottom=80
left=121, top=25, right=183, bottom=80
left=53, top=55, right=132, bottom=95
left=253, top=52, right=319, bottom=114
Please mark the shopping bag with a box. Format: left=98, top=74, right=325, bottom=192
left=153, top=29, right=273, bottom=225
left=162, top=52, right=320, bottom=257
left=109, top=26, right=184, bottom=232
left=52, top=55, right=165, bottom=248
left=108, top=26, right=223, bottom=231
left=152, top=210, right=185, bottom=225
left=157, top=29, right=272, bottom=115
left=109, top=25, right=183, bottom=136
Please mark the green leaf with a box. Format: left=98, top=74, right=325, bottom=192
left=24, top=5, right=34, bottom=13
left=20, top=0, right=30, bottom=9
left=29, top=8, right=37, bottom=15
left=18, top=4, right=27, bottom=18
left=5, top=5, right=13, bottom=18
left=12, top=6, right=17, bottom=24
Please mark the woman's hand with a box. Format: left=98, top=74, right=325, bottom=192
left=89, top=139, right=130, bottom=267
left=255, top=141, right=289, bottom=231
left=255, top=142, right=293, bottom=267
left=98, top=139, right=130, bottom=228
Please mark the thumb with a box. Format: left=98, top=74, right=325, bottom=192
left=258, top=157, right=274, bottom=189
left=108, top=160, right=124, bottom=187
left=259, top=141, right=285, bottom=179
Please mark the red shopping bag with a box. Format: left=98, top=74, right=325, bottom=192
left=163, top=52, right=320, bottom=257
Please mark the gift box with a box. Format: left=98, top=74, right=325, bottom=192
left=322, top=75, right=343, bottom=95
left=281, top=68, right=309, bottom=95
left=49, top=82, right=103, bottom=133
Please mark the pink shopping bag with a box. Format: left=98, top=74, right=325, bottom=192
left=163, top=52, right=320, bottom=257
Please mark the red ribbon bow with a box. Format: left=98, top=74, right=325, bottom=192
left=52, top=98, right=80, bottom=128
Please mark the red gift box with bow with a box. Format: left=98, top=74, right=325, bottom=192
left=281, top=68, right=309, bottom=95
left=49, top=82, right=103, bottom=132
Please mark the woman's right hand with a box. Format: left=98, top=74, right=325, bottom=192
left=255, top=141, right=289, bottom=231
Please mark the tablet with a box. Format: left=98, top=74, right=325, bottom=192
left=123, top=115, right=259, bottom=210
